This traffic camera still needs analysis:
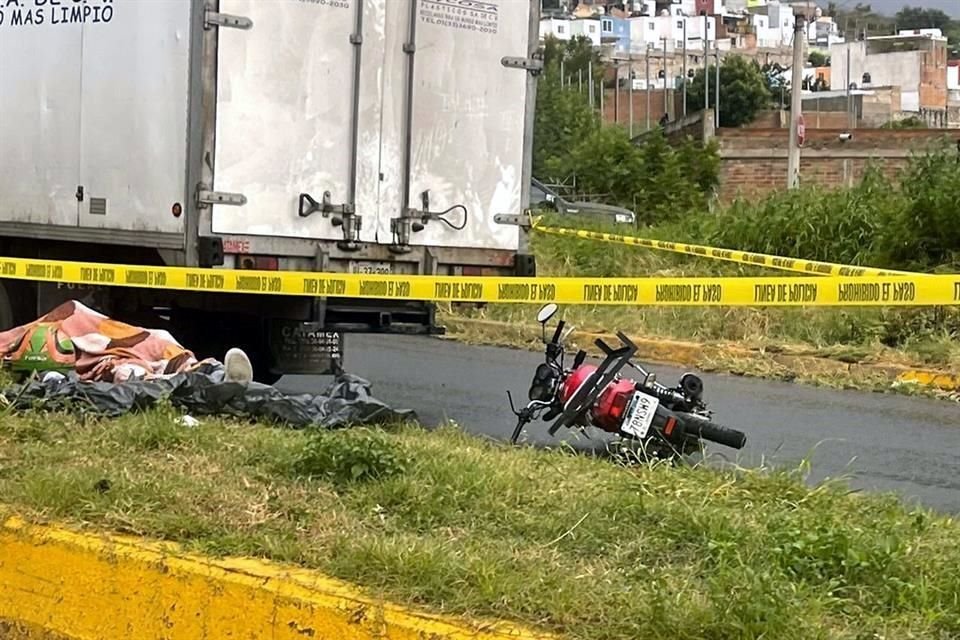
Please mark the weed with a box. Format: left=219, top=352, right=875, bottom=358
left=291, top=427, right=411, bottom=485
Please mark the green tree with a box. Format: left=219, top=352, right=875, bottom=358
left=762, top=62, right=790, bottom=108
left=532, top=64, right=598, bottom=176
left=544, top=126, right=719, bottom=224
left=894, top=7, right=953, bottom=32
left=807, top=51, right=830, bottom=67
left=686, top=56, right=772, bottom=127
left=546, top=126, right=644, bottom=208
left=541, top=35, right=602, bottom=83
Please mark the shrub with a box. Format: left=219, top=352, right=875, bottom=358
left=292, top=428, right=410, bottom=485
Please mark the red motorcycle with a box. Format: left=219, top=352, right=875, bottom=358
left=508, top=304, right=746, bottom=460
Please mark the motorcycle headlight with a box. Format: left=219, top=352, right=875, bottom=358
left=528, top=364, right=557, bottom=401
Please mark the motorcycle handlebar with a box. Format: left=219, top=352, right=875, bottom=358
left=676, top=412, right=747, bottom=450
left=551, top=320, right=565, bottom=346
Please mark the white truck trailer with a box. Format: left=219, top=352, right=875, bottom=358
left=0, top=0, right=540, bottom=381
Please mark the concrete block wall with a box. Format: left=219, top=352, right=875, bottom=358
left=715, top=128, right=959, bottom=200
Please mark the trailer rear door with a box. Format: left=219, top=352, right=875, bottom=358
left=210, top=0, right=533, bottom=252
left=399, top=0, right=533, bottom=252
left=211, top=0, right=383, bottom=243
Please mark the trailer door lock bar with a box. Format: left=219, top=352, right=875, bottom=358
left=389, top=189, right=468, bottom=254
left=299, top=192, right=362, bottom=251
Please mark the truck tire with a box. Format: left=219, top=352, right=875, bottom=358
left=0, top=280, right=37, bottom=331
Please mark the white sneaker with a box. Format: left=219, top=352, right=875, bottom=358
left=223, top=348, right=254, bottom=384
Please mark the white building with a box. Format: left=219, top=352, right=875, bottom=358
left=831, top=31, right=949, bottom=115
left=751, top=12, right=782, bottom=48
left=766, top=2, right=795, bottom=47
left=628, top=11, right=718, bottom=54
left=570, top=17, right=603, bottom=47
left=807, top=10, right=843, bottom=47
left=540, top=17, right=571, bottom=42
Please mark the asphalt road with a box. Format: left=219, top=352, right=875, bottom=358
left=280, top=334, right=960, bottom=514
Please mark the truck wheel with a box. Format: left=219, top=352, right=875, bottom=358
left=0, top=280, right=37, bottom=331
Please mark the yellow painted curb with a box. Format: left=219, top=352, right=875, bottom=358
left=0, top=517, right=554, bottom=640
left=897, top=370, right=960, bottom=392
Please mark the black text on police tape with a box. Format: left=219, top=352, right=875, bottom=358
left=753, top=282, right=818, bottom=303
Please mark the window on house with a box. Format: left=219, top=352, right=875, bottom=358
left=648, top=23, right=655, bottom=31
left=558, top=25, right=565, bottom=34
left=677, top=20, right=683, bottom=29
left=589, top=24, right=596, bottom=33
left=602, top=19, right=613, bottom=32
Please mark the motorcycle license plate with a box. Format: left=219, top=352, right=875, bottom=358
left=621, top=392, right=660, bottom=439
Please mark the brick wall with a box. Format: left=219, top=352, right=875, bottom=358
left=717, top=128, right=960, bottom=200
left=721, top=158, right=909, bottom=199
left=919, top=41, right=949, bottom=110
left=744, top=111, right=856, bottom=129
left=601, top=89, right=685, bottom=129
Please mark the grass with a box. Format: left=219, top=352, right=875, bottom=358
left=2, top=406, right=960, bottom=639
left=442, top=219, right=960, bottom=394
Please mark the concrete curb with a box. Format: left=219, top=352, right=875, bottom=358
left=0, top=517, right=553, bottom=640
left=443, top=317, right=959, bottom=393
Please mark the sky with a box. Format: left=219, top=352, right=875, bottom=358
left=848, top=0, right=960, bottom=18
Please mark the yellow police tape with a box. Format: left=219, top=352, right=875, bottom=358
left=532, top=222, right=920, bottom=278
left=3, top=256, right=960, bottom=307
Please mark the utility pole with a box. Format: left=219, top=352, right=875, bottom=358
left=645, top=45, right=651, bottom=131
left=599, top=75, right=604, bottom=116
left=615, top=63, right=620, bottom=123
left=704, top=13, right=710, bottom=114
left=588, top=60, right=594, bottom=108
left=787, top=15, right=806, bottom=189
left=629, top=55, right=635, bottom=137
left=846, top=45, right=853, bottom=128
left=714, top=39, right=720, bottom=128
left=682, top=18, right=688, bottom=117
left=662, top=36, right=668, bottom=120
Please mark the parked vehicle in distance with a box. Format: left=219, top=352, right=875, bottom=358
left=530, top=177, right=636, bottom=226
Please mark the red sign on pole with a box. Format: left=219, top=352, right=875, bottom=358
left=797, top=114, right=806, bottom=147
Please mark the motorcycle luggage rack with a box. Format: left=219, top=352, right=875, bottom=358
left=547, top=331, right=639, bottom=437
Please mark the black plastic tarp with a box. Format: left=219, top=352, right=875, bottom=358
left=0, top=364, right=416, bottom=429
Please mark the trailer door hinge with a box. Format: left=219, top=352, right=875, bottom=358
left=494, top=213, right=536, bottom=229
left=501, top=56, right=544, bottom=75
left=197, top=189, right=247, bottom=207
left=204, top=8, right=253, bottom=31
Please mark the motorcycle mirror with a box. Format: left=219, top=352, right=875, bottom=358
left=645, top=372, right=657, bottom=385
left=536, top=303, right=558, bottom=325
